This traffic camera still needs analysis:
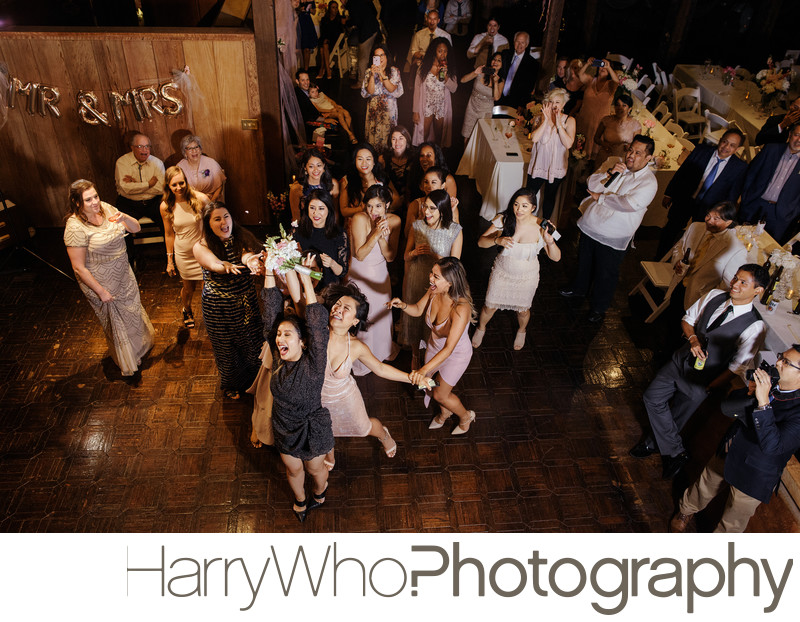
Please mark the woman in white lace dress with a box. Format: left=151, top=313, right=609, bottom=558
left=471, top=188, right=561, bottom=351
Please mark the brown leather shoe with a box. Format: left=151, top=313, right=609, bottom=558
left=669, top=511, right=694, bottom=533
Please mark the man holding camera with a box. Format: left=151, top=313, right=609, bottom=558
left=670, top=345, right=800, bottom=532
left=630, top=264, right=769, bottom=479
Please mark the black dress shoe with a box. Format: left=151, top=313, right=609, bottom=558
left=559, top=288, right=583, bottom=298
left=629, top=438, right=657, bottom=458
left=587, top=311, right=606, bottom=323
left=661, top=452, right=689, bottom=479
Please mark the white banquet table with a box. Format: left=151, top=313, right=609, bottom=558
left=456, top=118, right=530, bottom=222
left=672, top=64, right=781, bottom=142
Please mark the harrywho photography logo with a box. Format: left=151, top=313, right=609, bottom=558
left=127, top=541, right=792, bottom=615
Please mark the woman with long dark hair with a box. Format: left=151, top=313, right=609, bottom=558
left=361, top=44, right=404, bottom=151
left=348, top=184, right=401, bottom=374
left=193, top=202, right=264, bottom=399
left=288, top=148, right=340, bottom=223
left=260, top=261, right=333, bottom=522
left=413, top=37, right=458, bottom=147
left=293, top=188, right=349, bottom=289
left=400, top=188, right=462, bottom=368
left=160, top=166, right=209, bottom=328
left=380, top=125, right=415, bottom=205
left=472, top=188, right=561, bottom=350
left=406, top=141, right=457, bottom=204
left=460, top=51, right=506, bottom=142
left=321, top=282, right=433, bottom=469
left=389, top=256, right=476, bottom=434
left=339, top=143, right=398, bottom=219
left=593, top=91, right=642, bottom=163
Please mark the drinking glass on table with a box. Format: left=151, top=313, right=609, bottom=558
left=503, top=121, right=514, bottom=148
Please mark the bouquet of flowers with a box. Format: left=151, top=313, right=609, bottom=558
left=615, top=68, right=639, bottom=95
left=266, top=191, right=288, bottom=217
left=642, top=118, right=656, bottom=137
left=263, top=224, right=323, bottom=280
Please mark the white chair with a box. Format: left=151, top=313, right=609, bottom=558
left=702, top=109, right=730, bottom=145
left=677, top=136, right=695, bottom=153
left=779, top=59, right=793, bottom=70
left=652, top=100, right=672, bottom=124
left=734, top=66, right=752, bottom=81
left=606, top=53, right=633, bottom=72
left=637, top=74, right=653, bottom=90
left=652, top=63, right=669, bottom=89
left=673, top=87, right=705, bottom=140
left=628, top=258, right=683, bottom=323
left=632, top=89, right=650, bottom=107
left=665, top=120, right=687, bottom=139
left=737, top=133, right=760, bottom=163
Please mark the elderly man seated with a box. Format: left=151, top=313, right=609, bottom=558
left=669, top=201, right=748, bottom=312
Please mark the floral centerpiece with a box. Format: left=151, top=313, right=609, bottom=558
left=722, top=66, right=736, bottom=86
left=263, top=224, right=323, bottom=280
left=522, top=101, right=543, bottom=135
left=756, top=56, right=791, bottom=111
left=641, top=118, right=656, bottom=137
left=614, top=64, right=641, bottom=99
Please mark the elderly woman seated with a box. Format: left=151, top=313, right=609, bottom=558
left=177, top=134, right=226, bottom=202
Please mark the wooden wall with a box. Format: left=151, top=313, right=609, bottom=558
left=0, top=28, right=272, bottom=228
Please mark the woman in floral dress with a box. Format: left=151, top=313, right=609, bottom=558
left=361, top=44, right=404, bottom=151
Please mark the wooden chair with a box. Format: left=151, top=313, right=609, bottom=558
left=677, top=136, right=696, bottom=153
left=329, top=33, right=351, bottom=79
left=673, top=87, right=705, bottom=140
left=702, top=109, right=730, bottom=145
left=665, top=120, right=687, bottom=139
left=652, top=100, right=672, bottom=124
left=629, top=255, right=684, bottom=323
left=632, top=89, right=650, bottom=107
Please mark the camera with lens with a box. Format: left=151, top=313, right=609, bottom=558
left=745, top=360, right=780, bottom=386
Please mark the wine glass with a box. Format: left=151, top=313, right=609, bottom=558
left=503, top=122, right=514, bottom=148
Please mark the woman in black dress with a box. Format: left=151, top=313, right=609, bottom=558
left=316, top=0, right=344, bottom=80
left=293, top=188, right=349, bottom=290
left=262, top=260, right=333, bottom=522
left=193, top=202, right=264, bottom=399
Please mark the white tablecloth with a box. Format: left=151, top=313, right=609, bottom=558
left=672, top=64, right=781, bottom=142
left=456, top=118, right=530, bottom=221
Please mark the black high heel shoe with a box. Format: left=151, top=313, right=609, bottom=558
left=307, top=485, right=328, bottom=512
left=182, top=308, right=195, bottom=329
left=293, top=498, right=309, bottom=523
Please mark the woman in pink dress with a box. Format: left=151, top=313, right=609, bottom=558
left=593, top=91, right=642, bottom=163
left=321, top=282, right=433, bottom=469
left=574, top=57, right=619, bottom=159
left=348, top=185, right=402, bottom=375
left=177, top=135, right=226, bottom=202
left=525, top=88, right=576, bottom=220
left=389, top=256, right=476, bottom=435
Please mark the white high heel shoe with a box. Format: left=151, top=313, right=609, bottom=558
left=451, top=410, right=476, bottom=435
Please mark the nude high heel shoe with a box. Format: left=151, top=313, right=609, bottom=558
left=451, top=410, right=476, bottom=435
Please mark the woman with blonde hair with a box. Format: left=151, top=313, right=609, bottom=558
left=160, top=166, right=210, bottom=328
left=63, top=179, right=154, bottom=376
left=526, top=88, right=576, bottom=220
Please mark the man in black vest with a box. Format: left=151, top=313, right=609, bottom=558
left=670, top=345, right=800, bottom=532
left=630, top=264, right=769, bottom=478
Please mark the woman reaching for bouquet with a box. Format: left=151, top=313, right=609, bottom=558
left=321, top=281, right=433, bottom=469
left=389, top=257, right=476, bottom=434
left=472, top=188, right=561, bottom=351
left=193, top=202, right=264, bottom=400
left=261, top=258, right=334, bottom=523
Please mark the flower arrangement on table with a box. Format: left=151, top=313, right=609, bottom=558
left=263, top=224, right=323, bottom=280
left=767, top=248, right=800, bottom=300
left=522, top=101, right=543, bottom=134
left=756, top=57, right=791, bottom=109
left=614, top=65, right=641, bottom=98
left=266, top=191, right=288, bottom=217
left=722, top=66, right=736, bottom=86
left=641, top=118, right=656, bottom=137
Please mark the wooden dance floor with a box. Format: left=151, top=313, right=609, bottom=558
left=1, top=188, right=798, bottom=533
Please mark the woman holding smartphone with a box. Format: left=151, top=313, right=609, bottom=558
left=361, top=45, right=403, bottom=151
left=460, top=52, right=506, bottom=143
left=471, top=188, right=561, bottom=351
